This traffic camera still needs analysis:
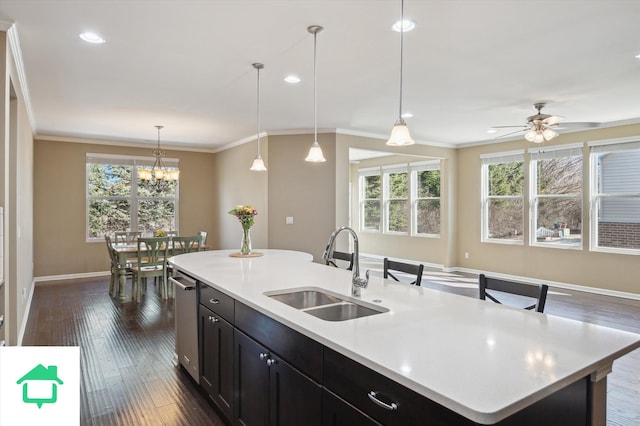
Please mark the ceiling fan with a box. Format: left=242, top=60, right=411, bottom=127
left=490, top=102, right=600, bottom=143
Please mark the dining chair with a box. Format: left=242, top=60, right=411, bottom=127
left=105, top=235, right=131, bottom=298
left=325, top=251, right=354, bottom=271
left=197, top=230, right=208, bottom=246
left=171, top=235, right=202, bottom=255
left=114, top=231, right=141, bottom=245
left=130, top=237, right=170, bottom=301
left=478, top=274, right=549, bottom=313
left=383, top=258, right=424, bottom=286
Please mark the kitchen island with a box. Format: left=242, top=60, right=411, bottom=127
left=169, top=249, right=640, bottom=425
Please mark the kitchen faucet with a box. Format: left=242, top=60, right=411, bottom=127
left=322, top=226, right=369, bottom=297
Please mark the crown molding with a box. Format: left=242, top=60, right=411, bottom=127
left=5, top=22, right=37, bottom=135
left=36, top=133, right=216, bottom=153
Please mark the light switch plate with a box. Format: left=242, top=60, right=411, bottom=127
left=285, top=216, right=294, bottom=225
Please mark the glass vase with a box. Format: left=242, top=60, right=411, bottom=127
left=240, top=226, right=252, bottom=255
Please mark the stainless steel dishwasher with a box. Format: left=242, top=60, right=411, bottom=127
left=170, top=272, right=199, bottom=383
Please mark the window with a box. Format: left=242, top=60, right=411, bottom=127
left=482, top=151, right=524, bottom=243
left=412, top=162, right=441, bottom=236
left=359, top=161, right=441, bottom=236
left=530, top=145, right=583, bottom=248
left=359, top=169, right=381, bottom=232
left=86, top=154, right=179, bottom=241
left=384, top=166, right=409, bottom=233
left=590, top=140, right=640, bottom=253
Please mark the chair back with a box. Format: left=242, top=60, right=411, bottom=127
left=325, top=251, right=354, bottom=271
left=105, top=235, right=117, bottom=265
left=383, top=258, right=424, bottom=286
left=171, top=235, right=202, bottom=255
left=115, top=231, right=141, bottom=244
left=166, top=231, right=178, bottom=237
left=137, top=237, right=170, bottom=267
left=197, top=230, right=208, bottom=245
left=478, top=274, right=549, bottom=313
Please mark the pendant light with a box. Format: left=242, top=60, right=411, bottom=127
left=386, top=0, right=415, bottom=146
left=250, top=63, right=267, bottom=171
left=305, top=25, right=326, bottom=162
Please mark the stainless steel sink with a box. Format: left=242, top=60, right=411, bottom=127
left=304, top=302, right=384, bottom=321
left=265, top=287, right=388, bottom=321
left=268, top=290, right=343, bottom=309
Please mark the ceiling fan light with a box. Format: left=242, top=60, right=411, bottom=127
left=524, top=129, right=537, bottom=142
left=387, top=119, right=415, bottom=146
left=250, top=156, right=267, bottom=171
left=305, top=141, right=326, bottom=162
left=533, top=132, right=545, bottom=144
left=543, top=128, right=558, bottom=141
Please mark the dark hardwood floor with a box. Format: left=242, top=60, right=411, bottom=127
left=22, top=277, right=226, bottom=426
left=23, top=271, right=640, bottom=425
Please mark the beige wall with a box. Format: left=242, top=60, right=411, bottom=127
left=213, top=138, right=268, bottom=250
left=2, top=29, right=35, bottom=345
left=33, top=139, right=216, bottom=277
left=268, top=133, right=336, bottom=262
left=457, top=123, right=640, bottom=295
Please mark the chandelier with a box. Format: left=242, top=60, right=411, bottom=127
left=138, top=125, right=180, bottom=182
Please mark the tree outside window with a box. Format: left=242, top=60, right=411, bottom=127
left=87, top=154, right=178, bottom=240
left=360, top=173, right=381, bottom=231
left=531, top=147, right=582, bottom=248
left=385, top=170, right=409, bottom=233
left=482, top=153, right=524, bottom=242
left=414, top=166, right=441, bottom=236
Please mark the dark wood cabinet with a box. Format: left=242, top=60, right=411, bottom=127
left=199, top=304, right=234, bottom=420
left=322, top=388, right=380, bottom=426
left=234, top=329, right=322, bottom=426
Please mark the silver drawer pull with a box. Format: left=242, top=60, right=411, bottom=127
left=209, top=298, right=220, bottom=304
left=368, top=391, right=398, bottom=411
left=208, top=315, right=219, bottom=323
left=266, top=358, right=277, bottom=367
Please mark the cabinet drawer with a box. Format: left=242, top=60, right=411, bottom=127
left=324, top=348, right=473, bottom=426
left=199, top=284, right=234, bottom=323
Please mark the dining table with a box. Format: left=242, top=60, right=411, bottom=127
left=112, top=241, right=209, bottom=301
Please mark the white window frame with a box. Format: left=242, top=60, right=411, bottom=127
left=411, top=160, right=441, bottom=237
left=86, top=153, right=179, bottom=242
left=481, top=150, right=525, bottom=244
left=383, top=164, right=410, bottom=234
left=359, top=167, right=382, bottom=233
left=589, top=138, right=640, bottom=255
left=529, top=144, right=584, bottom=250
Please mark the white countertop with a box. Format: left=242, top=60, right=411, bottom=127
left=169, top=249, right=640, bottom=424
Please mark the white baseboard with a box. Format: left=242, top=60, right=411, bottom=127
left=17, top=280, right=35, bottom=346
left=34, top=271, right=110, bottom=284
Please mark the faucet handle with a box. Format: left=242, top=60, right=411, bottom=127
left=353, top=270, right=370, bottom=289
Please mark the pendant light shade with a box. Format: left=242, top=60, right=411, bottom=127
left=387, top=0, right=415, bottom=146
left=305, top=25, right=326, bottom=163
left=250, top=63, right=267, bottom=171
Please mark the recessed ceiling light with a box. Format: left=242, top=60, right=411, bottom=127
left=401, top=112, right=413, bottom=118
left=79, top=32, right=106, bottom=44
left=635, top=53, right=640, bottom=59
left=487, top=128, right=498, bottom=134
left=392, top=19, right=415, bottom=33
left=284, top=75, right=301, bottom=84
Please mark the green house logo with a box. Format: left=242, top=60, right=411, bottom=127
left=16, top=364, right=64, bottom=408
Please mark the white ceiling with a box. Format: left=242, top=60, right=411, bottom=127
left=2, top=0, right=640, bottom=151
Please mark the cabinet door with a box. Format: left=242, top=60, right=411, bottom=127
left=322, top=388, right=380, bottom=426
left=269, top=354, right=322, bottom=426
left=199, top=305, right=234, bottom=420
left=234, top=329, right=270, bottom=426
